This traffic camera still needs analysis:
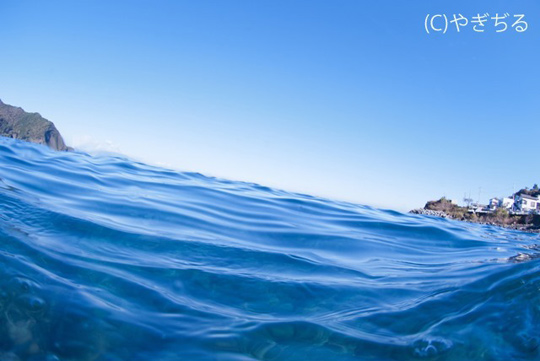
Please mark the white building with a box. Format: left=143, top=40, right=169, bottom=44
left=500, top=197, right=514, bottom=210
left=488, top=198, right=500, bottom=210
left=487, top=197, right=514, bottom=211
left=515, top=194, right=540, bottom=213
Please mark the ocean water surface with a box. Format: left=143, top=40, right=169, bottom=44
left=0, top=137, right=539, bottom=361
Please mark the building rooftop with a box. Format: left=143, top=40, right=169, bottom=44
left=520, top=194, right=539, bottom=200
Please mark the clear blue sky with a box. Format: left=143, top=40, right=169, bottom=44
left=1, top=1, right=539, bottom=211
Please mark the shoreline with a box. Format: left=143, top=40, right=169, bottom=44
left=410, top=208, right=540, bottom=234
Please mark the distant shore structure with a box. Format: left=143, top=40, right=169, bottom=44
left=411, top=185, right=540, bottom=233
left=0, top=99, right=71, bottom=151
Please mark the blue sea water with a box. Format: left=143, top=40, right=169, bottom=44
left=0, top=137, right=539, bottom=361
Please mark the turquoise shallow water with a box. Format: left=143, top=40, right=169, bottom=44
left=0, top=137, right=539, bottom=361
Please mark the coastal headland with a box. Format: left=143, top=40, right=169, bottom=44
left=411, top=193, right=540, bottom=233
left=0, top=99, right=71, bottom=151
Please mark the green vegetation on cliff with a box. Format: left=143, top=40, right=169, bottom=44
left=0, top=99, right=70, bottom=151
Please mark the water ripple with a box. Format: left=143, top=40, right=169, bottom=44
left=1, top=137, right=539, bottom=360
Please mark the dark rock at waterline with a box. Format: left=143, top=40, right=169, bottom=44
left=0, top=99, right=71, bottom=151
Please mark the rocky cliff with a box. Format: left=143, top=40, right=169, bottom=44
left=0, top=99, right=70, bottom=151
